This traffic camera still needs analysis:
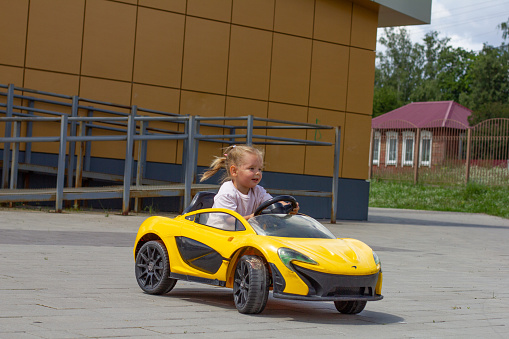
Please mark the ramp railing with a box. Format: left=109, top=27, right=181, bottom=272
left=1, top=83, right=341, bottom=222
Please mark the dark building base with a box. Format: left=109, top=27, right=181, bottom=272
left=0, top=151, right=369, bottom=221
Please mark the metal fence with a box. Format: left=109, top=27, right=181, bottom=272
left=0, top=84, right=341, bottom=222
left=369, top=118, right=509, bottom=186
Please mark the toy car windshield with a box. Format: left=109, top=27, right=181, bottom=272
left=248, top=214, right=336, bottom=239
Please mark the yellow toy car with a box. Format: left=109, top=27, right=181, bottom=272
left=133, top=194, right=383, bottom=314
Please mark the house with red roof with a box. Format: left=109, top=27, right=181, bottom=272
left=370, top=101, right=472, bottom=171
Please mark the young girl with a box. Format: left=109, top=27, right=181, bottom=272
left=200, top=145, right=298, bottom=220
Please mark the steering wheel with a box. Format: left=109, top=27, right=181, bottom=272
left=254, top=195, right=298, bottom=216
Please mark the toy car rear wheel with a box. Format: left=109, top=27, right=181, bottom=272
left=233, top=255, right=269, bottom=314
left=135, top=240, right=177, bottom=295
left=334, top=300, right=367, bottom=314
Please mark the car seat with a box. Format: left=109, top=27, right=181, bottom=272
left=182, top=191, right=216, bottom=214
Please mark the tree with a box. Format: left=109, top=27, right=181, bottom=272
left=498, top=17, right=509, bottom=40
left=464, top=44, right=509, bottom=124
left=376, top=28, right=424, bottom=104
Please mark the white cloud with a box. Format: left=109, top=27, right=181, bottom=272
left=376, top=0, right=508, bottom=53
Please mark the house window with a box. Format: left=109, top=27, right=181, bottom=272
left=420, top=131, right=432, bottom=167
left=402, top=131, right=415, bottom=166
left=372, top=132, right=381, bottom=165
left=386, top=132, right=398, bottom=166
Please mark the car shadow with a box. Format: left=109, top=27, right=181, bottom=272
left=164, top=288, right=403, bottom=325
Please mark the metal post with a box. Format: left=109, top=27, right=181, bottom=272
left=56, top=115, right=68, bottom=212
left=25, top=100, right=35, bottom=165
left=246, top=115, right=254, bottom=146
left=134, top=120, right=147, bottom=213
left=74, top=121, right=86, bottom=208
left=193, top=118, right=200, bottom=183
left=465, top=128, right=472, bottom=185
left=9, top=121, right=20, bottom=190
left=84, top=109, right=93, bottom=172
left=414, top=128, right=421, bottom=185
left=184, top=115, right=196, bottom=209
left=122, top=108, right=136, bottom=215
left=331, top=127, right=341, bottom=224
left=66, top=96, right=79, bottom=188
left=2, top=84, right=14, bottom=189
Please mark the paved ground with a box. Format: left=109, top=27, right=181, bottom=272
left=0, top=207, right=508, bottom=338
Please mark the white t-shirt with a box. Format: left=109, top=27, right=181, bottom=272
left=213, top=181, right=272, bottom=217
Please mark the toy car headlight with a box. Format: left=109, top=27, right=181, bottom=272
left=373, top=251, right=381, bottom=269
left=278, top=247, right=317, bottom=271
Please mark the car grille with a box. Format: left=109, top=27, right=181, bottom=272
left=293, top=265, right=379, bottom=298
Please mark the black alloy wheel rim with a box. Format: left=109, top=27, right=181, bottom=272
left=137, top=244, right=164, bottom=289
left=234, top=260, right=250, bottom=307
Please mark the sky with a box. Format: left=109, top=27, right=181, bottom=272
left=376, top=0, right=509, bottom=52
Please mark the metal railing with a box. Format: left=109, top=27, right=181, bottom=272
left=1, top=84, right=342, bottom=222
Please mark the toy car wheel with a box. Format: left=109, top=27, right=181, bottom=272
left=135, top=240, right=177, bottom=295
left=233, top=255, right=269, bottom=314
left=334, top=300, right=367, bottom=314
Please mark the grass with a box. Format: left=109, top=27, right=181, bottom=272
left=369, top=180, right=509, bottom=219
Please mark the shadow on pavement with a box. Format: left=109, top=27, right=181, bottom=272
left=164, top=288, right=403, bottom=325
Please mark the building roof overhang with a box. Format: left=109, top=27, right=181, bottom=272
left=355, top=0, right=432, bottom=27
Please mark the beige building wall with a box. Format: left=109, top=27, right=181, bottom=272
left=0, top=0, right=379, bottom=181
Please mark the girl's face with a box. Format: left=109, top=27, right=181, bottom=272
left=230, top=152, right=263, bottom=195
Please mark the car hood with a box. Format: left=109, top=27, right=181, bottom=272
left=268, top=237, right=378, bottom=275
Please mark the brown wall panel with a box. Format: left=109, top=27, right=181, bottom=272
left=81, top=0, right=137, bottom=81
left=132, top=84, right=180, bottom=114
left=309, top=41, right=349, bottom=111
left=274, top=0, right=314, bottom=38
left=187, top=0, right=232, bottom=22
left=269, top=34, right=312, bottom=106
left=138, top=0, right=186, bottom=13
left=23, top=70, right=79, bottom=154
left=351, top=3, right=378, bottom=50
left=0, top=0, right=381, bottom=183
left=341, top=113, right=371, bottom=179
left=0, top=66, right=24, bottom=87
left=346, top=47, right=375, bottom=115
left=232, top=0, right=274, bottom=30
left=0, top=0, right=29, bottom=67
left=223, top=96, right=269, bottom=157
left=225, top=96, right=268, bottom=120
left=314, top=0, right=352, bottom=45
left=181, top=17, right=230, bottom=95
left=227, top=26, right=272, bottom=101
left=24, top=69, right=79, bottom=97
left=225, top=96, right=268, bottom=132
left=134, top=8, right=185, bottom=88
left=265, top=102, right=307, bottom=174
left=25, top=0, right=84, bottom=74
left=132, top=84, right=181, bottom=165
left=79, top=77, right=132, bottom=106
left=79, top=77, right=132, bottom=160
left=305, top=108, right=345, bottom=177
left=180, top=90, right=226, bottom=166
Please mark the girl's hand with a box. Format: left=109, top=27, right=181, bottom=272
left=289, top=202, right=300, bottom=215
left=244, top=213, right=254, bottom=220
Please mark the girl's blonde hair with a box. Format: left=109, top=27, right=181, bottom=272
left=200, top=145, right=264, bottom=183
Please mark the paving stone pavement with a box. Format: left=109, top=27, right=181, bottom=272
left=0, top=207, right=508, bottom=338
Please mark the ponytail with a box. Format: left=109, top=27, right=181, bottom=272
left=200, top=156, right=226, bottom=182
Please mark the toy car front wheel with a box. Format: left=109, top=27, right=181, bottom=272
left=334, top=300, right=367, bottom=314
left=233, top=255, right=269, bottom=314
left=135, top=240, right=177, bottom=295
